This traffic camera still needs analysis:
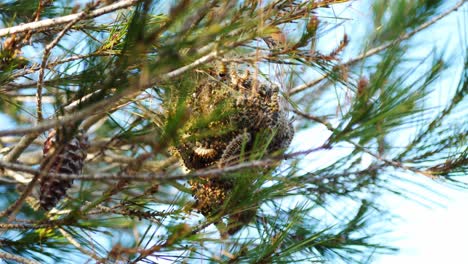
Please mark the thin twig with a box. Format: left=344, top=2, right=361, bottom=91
left=0, top=0, right=138, bottom=37
left=0, top=252, right=40, bottom=264
left=164, top=50, right=220, bottom=80
left=0, top=157, right=263, bottom=181
left=289, top=73, right=329, bottom=95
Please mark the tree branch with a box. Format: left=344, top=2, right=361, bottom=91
left=0, top=0, right=139, bottom=37
left=0, top=252, right=40, bottom=264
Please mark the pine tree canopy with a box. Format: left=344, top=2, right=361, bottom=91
left=0, top=0, right=466, bottom=263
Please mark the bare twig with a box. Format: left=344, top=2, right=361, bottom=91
left=292, top=109, right=334, bottom=130
left=0, top=0, right=138, bottom=37
left=289, top=73, right=330, bottom=95
left=0, top=177, right=17, bottom=184
left=0, top=252, right=40, bottom=264
left=163, top=50, right=220, bottom=80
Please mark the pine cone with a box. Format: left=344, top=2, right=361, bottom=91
left=39, top=129, right=89, bottom=210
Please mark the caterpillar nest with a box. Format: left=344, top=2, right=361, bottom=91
left=168, top=64, right=294, bottom=220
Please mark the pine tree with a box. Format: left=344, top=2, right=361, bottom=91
left=0, top=0, right=466, bottom=263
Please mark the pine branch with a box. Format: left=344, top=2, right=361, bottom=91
left=346, top=0, right=465, bottom=66
left=0, top=223, right=55, bottom=230
left=0, top=0, right=465, bottom=262
left=0, top=49, right=222, bottom=138
left=289, top=0, right=466, bottom=95
left=36, top=1, right=101, bottom=122
left=293, top=109, right=438, bottom=179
